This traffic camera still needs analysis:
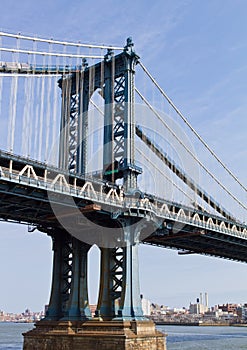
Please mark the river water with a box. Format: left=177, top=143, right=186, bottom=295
left=0, top=323, right=247, bottom=349
left=159, top=325, right=247, bottom=349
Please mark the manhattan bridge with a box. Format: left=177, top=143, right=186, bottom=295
left=0, top=32, right=246, bottom=349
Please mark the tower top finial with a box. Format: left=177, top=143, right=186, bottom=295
left=104, top=48, right=114, bottom=62
left=82, top=58, right=88, bottom=68
left=126, top=37, right=133, bottom=47
left=124, top=37, right=135, bottom=56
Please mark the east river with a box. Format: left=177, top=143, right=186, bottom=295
left=0, top=323, right=247, bottom=349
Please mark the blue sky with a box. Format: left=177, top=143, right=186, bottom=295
left=0, top=0, right=247, bottom=313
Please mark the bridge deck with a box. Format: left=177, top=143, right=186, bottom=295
left=144, top=228, right=247, bottom=262
left=0, top=151, right=247, bottom=262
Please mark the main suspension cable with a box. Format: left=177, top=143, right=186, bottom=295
left=0, top=31, right=123, bottom=50
left=139, top=61, right=247, bottom=194
left=0, top=47, right=104, bottom=59
left=135, top=87, right=247, bottom=212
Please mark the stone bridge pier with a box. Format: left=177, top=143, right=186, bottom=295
left=23, top=218, right=166, bottom=350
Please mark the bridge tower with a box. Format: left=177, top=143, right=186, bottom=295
left=23, top=39, right=166, bottom=350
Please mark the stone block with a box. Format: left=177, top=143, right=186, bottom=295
left=23, top=319, right=166, bottom=350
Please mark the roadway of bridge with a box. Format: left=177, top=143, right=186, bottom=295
left=0, top=150, right=247, bottom=262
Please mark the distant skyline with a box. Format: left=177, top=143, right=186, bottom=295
left=0, top=0, right=247, bottom=313
left=0, top=289, right=243, bottom=315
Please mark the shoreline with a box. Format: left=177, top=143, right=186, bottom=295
left=155, top=321, right=247, bottom=327
left=1, top=320, right=247, bottom=328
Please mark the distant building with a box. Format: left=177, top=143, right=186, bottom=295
left=189, top=302, right=206, bottom=315
left=238, top=305, right=247, bottom=321
left=218, top=303, right=238, bottom=314
left=189, top=292, right=209, bottom=315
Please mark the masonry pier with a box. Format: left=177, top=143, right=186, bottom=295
left=23, top=320, right=165, bottom=350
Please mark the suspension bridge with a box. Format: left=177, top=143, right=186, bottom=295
left=0, top=31, right=246, bottom=350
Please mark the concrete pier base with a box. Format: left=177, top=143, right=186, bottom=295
left=23, top=319, right=166, bottom=350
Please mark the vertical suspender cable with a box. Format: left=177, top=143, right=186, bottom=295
left=111, top=53, right=115, bottom=181
left=38, top=55, right=46, bottom=161
left=26, top=53, right=33, bottom=158
left=34, top=74, right=41, bottom=160
left=51, top=55, right=59, bottom=165
left=45, top=43, right=52, bottom=162
left=75, top=46, right=80, bottom=161
left=78, top=52, right=85, bottom=173
left=100, top=48, right=105, bottom=173
left=22, top=76, right=28, bottom=156
left=8, top=39, right=20, bottom=153
left=8, top=75, right=18, bottom=153
left=88, top=49, right=95, bottom=167
left=28, top=45, right=36, bottom=159
left=32, top=40, right=38, bottom=160
left=22, top=52, right=33, bottom=158
left=61, top=43, right=68, bottom=169
left=74, top=45, right=81, bottom=170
